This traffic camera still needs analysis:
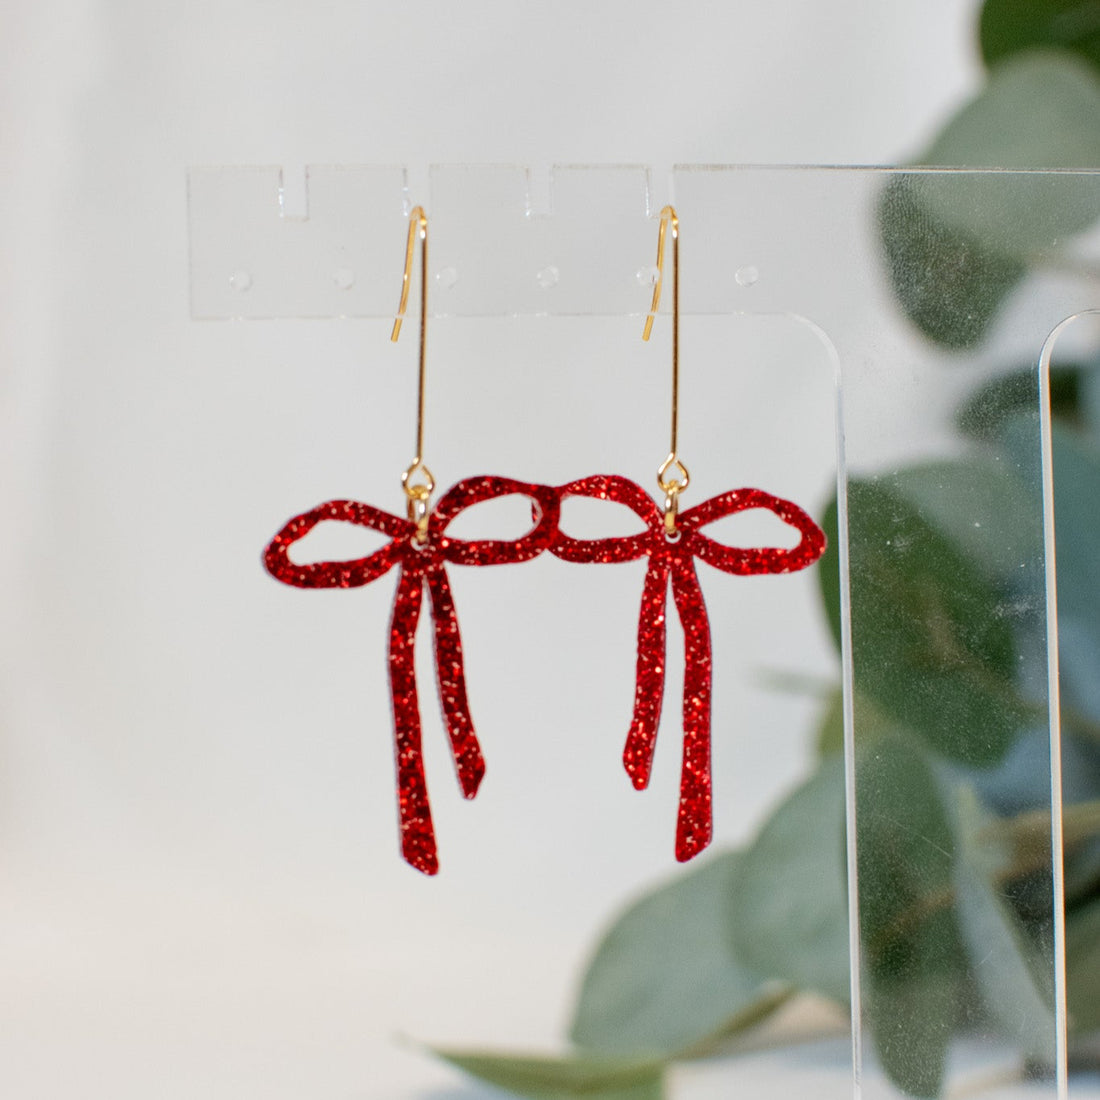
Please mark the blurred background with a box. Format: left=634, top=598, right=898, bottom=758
left=4, top=3, right=1092, bottom=1098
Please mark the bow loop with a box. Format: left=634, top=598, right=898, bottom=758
left=432, top=476, right=562, bottom=566
left=549, top=475, right=662, bottom=564
left=680, top=488, right=827, bottom=576
left=263, top=499, right=410, bottom=588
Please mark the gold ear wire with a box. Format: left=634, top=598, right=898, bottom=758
left=644, top=205, right=689, bottom=537
left=391, top=206, right=434, bottom=539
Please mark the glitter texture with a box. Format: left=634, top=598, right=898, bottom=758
left=550, top=475, right=826, bottom=862
left=264, top=476, right=560, bottom=875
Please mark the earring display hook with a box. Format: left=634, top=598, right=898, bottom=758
left=392, top=206, right=435, bottom=537
left=643, top=205, right=689, bottom=535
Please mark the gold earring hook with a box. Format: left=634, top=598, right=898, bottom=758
left=643, top=205, right=689, bottom=536
left=391, top=206, right=434, bottom=540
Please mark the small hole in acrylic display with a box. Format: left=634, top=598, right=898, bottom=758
left=333, top=268, right=355, bottom=290
left=535, top=265, right=560, bottom=289
left=734, top=265, right=759, bottom=287
left=228, top=270, right=253, bottom=292
left=435, top=266, right=458, bottom=290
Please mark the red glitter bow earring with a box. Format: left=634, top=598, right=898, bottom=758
left=263, top=208, right=559, bottom=875
left=550, top=206, right=827, bottom=862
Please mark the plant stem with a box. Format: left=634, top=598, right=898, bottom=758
left=672, top=986, right=800, bottom=1061
left=867, top=801, right=1100, bottom=958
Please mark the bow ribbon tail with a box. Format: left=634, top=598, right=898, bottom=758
left=426, top=563, right=486, bottom=799
left=388, top=566, right=439, bottom=876
left=670, top=559, right=714, bottom=862
left=623, top=557, right=671, bottom=791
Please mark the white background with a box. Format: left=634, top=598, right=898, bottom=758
left=1, top=3, right=982, bottom=1098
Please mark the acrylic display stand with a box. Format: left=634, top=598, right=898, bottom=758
left=189, top=165, right=1100, bottom=1099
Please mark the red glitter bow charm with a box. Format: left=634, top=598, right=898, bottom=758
left=551, top=475, right=826, bottom=862
left=264, top=476, right=560, bottom=875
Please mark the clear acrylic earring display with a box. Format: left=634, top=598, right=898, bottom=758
left=189, top=165, right=1100, bottom=1099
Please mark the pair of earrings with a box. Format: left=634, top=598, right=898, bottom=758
left=264, top=206, right=826, bottom=875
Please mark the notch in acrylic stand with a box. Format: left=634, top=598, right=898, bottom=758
left=186, top=164, right=661, bottom=319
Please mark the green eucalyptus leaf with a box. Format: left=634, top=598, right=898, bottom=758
left=981, top=0, right=1100, bottom=72
left=816, top=688, right=845, bottom=757
left=878, top=174, right=1026, bottom=349
left=1065, top=833, right=1100, bottom=908
left=569, top=852, right=780, bottom=1056
left=728, top=757, right=850, bottom=1005
left=1046, top=421, right=1100, bottom=630
left=846, top=478, right=1026, bottom=765
left=956, top=364, right=1083, bottom=440
left=817, top=495, right=842, bottom=653
left=858, top=736, right=961, bottom=958
left=865, top=968, right=961, bottom=1099
left=857, top=736, right=968, bottom=1098
left=953, top=786, right=1057, bottom=1064
left=879, top=53, right=1100, bottom=349
left=890, top=457, right=1042, bottom=586
left=435, top=1049, right=665, bottom=1100
left=920, top=53, right=1100, bottom=246
left=925, top=51, right=1100, bottom=171
left=815, top=687, right=897, bottom=760
left=1066, top=896, right=1100, bottom=1031
left=1002, top=416, right=1100, bottom=742
left=1007, top=413, right=1100, bottom=642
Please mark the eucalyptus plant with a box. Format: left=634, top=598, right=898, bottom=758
left=436, top=4, right=1100, bottom=1096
